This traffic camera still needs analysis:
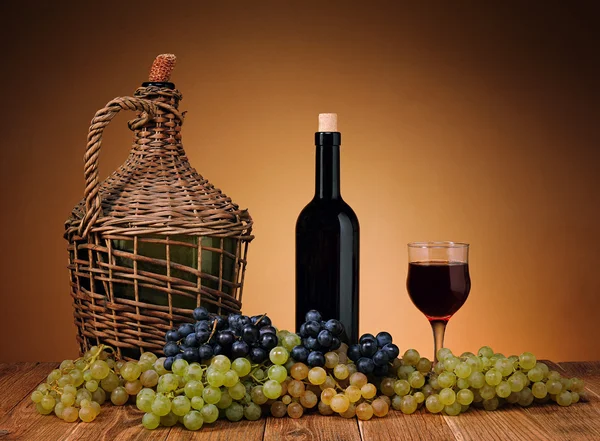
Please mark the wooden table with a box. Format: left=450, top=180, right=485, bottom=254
left=0, top=361, right=598, bottom=440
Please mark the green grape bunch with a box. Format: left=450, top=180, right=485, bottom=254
left=32, top=345, right=130, bottom=422
left=137, top=347, right=295, bottom=430
left=417, top=347, right=586, bottom=415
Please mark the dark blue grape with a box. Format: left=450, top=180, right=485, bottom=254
left=373, top=363, right=389, bottom=377
left=249, top=347, right=268, bottom=364
left=183, top=347, right=199, bottom=362
left=174, top=353, right=184, bottom=361
left=228, top=314, right=241, bottom=329
left=382, top=343, right=400, bottom=360
left=305, top=310, right=322, bottom=322
left=348, top=344, right=361, bottom=362
left=178, top=323, right=195, bottom=338
left=359, top=333, right=376, bottom=344
left=251, top=315, right=272, bottom=328
left=324, top=319, right=344, bottom=336
left=307, top=351, right=326, bottom=367
left=259, top=326, right=277, bottom=336
left=317, top=330, right=333, bottom=348
left=242, top=324, right=259, bottom=344
left=163, top=357, right=174, bottom=371
left=238, top=316, right=251, bottom=328
left=305, top=320, right=321, bottom=338
left=212, top=344, right=223, bottom=356
left=198, top=344, right=214, bottom=360
left=195, top=329, right=212, bottom=344
left=298, top=323, right=308, bottom=338
left=215, top=316, right=228, bottom=330
left=330, top=336, right=341, bottom=351
left=231, top=341, right=250, bottom=359
left=165, top=329, right=180, bottom=342
left=357, top=357, right=375, bottom=374
left=192, top=307, right=210, bottom=321
left=372, top=350, right=390, bottom=367
left=260, top=333, right=278, bottom=350
left=195, top=320, right=211, bottom=332
left=376, top=331, right=393, bottom=348
left=259, top=315, right=272, bottom=327
left=291, top=345, right=310, bottom=362
left=304, top=336, right=320, bottom=351
left=360, top=340, right=378, bottom=357
left=164, top=342, right=180, bottom=357
left=185, top=333, right=199, bottom=347
left=216, top=330, right=235, bottom=347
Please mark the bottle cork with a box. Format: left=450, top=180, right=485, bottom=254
left=149, top=54, right=177, bottom=82
left=318, top=113, right=338, bottom=132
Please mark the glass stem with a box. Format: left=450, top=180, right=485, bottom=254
left=430, top=320, right=447, bottom=363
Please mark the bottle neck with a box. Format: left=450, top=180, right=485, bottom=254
left=314, top=132, right=341, bottom=200
left=131, top=84, right=184, bottom=156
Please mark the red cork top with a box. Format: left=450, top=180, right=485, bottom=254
left=148, top=54, right=177, bottom=82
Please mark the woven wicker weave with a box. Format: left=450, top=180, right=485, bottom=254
left=64, top=55, right=253, bottom=359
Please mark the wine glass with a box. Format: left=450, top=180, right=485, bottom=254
left=406, top=242, right=471, bottom=362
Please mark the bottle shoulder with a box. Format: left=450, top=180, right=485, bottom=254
left=296, top=198, right=359, bottom=229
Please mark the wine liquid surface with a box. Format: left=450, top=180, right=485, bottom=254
left=406, top=261, right=470, bottom=320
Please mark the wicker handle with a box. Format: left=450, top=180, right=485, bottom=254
left=78, top=96, right=159, bottom=238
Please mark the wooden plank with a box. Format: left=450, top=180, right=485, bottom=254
left=0, top=362, right=37, bottom=389
left=0, top=362, right=37, bottom=414
left=264, top=414, right=359, bottom=441
left=0, top=362, right=53, bottom=415
left=441, top=405, right=552, bottom=441
left=522, top=397, right=600, bottom=440
left=359, top=409, right=455, bottom=441
left=63, top=404, right=170, bottom=441
left=166, top=419, right=265, bottom=440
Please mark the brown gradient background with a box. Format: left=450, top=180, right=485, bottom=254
left=0, top=1, right=598, bottom=362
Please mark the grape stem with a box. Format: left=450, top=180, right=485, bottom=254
left=167, top=388, right=186, bottom=399
left=208, top=320, right=219, bottom=343
left=254, top=313, right=267, bottom=326
left=250, top=373, right=267, bottom=384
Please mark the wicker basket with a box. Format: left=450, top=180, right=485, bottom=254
left=64, top=55, right=253, bottom=359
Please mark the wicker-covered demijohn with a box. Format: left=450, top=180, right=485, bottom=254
left=65, top=54, right=253, bottom=359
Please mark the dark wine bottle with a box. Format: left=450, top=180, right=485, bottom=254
left=295, top=113, right=360, bottom=343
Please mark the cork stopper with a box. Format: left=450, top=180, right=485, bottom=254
left=148, top=54, right=177, bottom=82
left=318, top=113, right=338, bottom=132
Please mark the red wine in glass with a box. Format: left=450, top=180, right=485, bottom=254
left=406, top=242, right=471, bottom=362
left=407, top=261, right=470, bottom=320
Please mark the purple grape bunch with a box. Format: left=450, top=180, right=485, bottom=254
left=347, top=332, right=400, bottom=376
left=292, top=310, right=345, bottom=368
left=162, top=307, right=276, bottom=370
